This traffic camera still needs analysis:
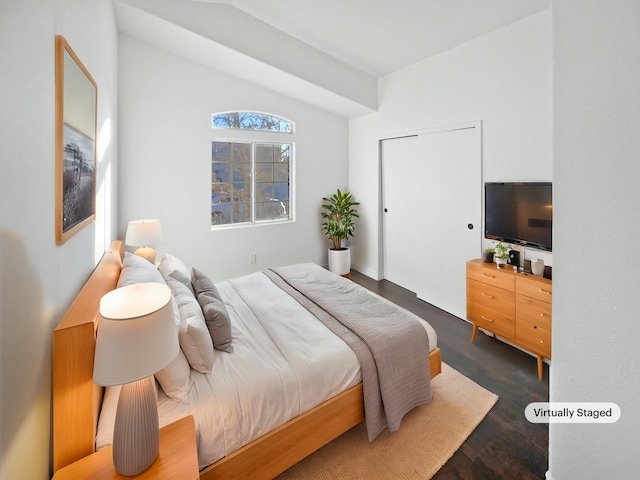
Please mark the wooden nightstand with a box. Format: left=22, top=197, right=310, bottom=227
left=52, top=416, right=199, bottom=480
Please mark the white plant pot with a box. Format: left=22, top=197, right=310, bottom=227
left=495, top=257, right=508, bottom=269
left=328, top=248, right=350, bottom=276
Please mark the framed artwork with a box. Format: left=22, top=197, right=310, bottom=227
left=55, top=35, right=97, bottom=245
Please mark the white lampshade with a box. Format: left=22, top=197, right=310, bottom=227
left=94, top=282, right=178, bottom=386
left=93, top=282, right=179, bottom=476
left=125, top=219, right=163, bottom=248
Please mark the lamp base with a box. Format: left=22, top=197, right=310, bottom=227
left=113, top=376, right=159, bottom=476
left=134, top=246, right=157, bottom=264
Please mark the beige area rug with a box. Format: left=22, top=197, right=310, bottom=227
left=276, top=363, right=498, bottom=480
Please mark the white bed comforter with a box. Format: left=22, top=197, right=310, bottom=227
left=96, top=270, right=437, bottom=470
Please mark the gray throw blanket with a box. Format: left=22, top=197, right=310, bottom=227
left=265, top=264, right=432, bottom=441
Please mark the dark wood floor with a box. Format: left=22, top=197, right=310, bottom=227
left=350, top=270, right=549, bottom=480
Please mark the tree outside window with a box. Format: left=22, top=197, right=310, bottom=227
left=212, top=112, right=293, bottom=133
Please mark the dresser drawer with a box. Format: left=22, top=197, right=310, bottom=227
left=467, top=301, right=515, bottom=341
left=516, top=295, right=552, bottom=331
left=466, top=261, right=515, bottom=292
left=467, top=278, right=515, bottom=316
left=516, top=275, right=552, bottom=303
left=516, top=320, right=551, bottom=359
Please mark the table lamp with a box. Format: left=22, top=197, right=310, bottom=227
left=93, top=282, right=179, bottom=476
left=125, top=219, right=163, bottom=264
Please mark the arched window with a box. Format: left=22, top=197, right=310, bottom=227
left=212, top=111, right=294, bottom=133
left=211, top=112, right=294, bottom=227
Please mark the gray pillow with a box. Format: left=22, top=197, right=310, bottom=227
left=190, top=268, right=233, bottom=353
left=198, top=292, right=233, bottom=353
left=191, top=267, right=223, bottom=302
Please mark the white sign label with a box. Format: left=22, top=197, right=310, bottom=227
left=525, top=402, right=621, bottom=423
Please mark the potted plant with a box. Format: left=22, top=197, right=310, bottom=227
left=482, top=247, right=495, bottom=263
left=321, top=188, right=360, bottom=276
left=494, top=241, right=509, bottom=268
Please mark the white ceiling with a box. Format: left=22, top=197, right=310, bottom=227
left=197, top=0, right=550, bottom=76
left=116, top=0, right=550, bottom=117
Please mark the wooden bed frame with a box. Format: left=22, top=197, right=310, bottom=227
left=53, top=240, right=442, bottom=479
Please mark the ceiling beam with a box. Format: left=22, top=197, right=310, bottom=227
left=114, top=0, right=378, bottom=117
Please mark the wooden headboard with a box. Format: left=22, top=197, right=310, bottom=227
left=52, top=240, right=124, bottom=472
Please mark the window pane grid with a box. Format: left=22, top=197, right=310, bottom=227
left=212, top=140, right=292, bottom=227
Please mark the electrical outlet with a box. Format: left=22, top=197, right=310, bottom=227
left=249, top=253, right=256, bottom=264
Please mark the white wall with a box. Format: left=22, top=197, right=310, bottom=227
left=349, top=10, right=552, bottom=280
left=549, top=1, right=640, bottom=479
left=118, top=35, right=349, bottom=281
left=0, top=1, right=118, bottom=478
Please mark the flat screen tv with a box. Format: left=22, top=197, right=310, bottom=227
left=485, top=182, right=552, bottom=252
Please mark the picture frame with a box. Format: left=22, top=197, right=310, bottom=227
left=55, top=35, right=97, bottom=245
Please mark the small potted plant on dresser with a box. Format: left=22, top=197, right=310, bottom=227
left=321, top=188, right=360, bottom=277
left=494, top=241, right=510, bottom=268
left=482, top=247, right=495, bottom=263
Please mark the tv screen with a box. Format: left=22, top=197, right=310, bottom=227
left=485, top=182, right=552, bottom=252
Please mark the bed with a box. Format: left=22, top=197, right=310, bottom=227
left=52, top=240, right=442, bottom=479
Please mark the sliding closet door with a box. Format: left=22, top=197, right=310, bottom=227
left=381, top=135, right=420, bottom=292
left=414, top=126, right=481, bottom=318
left=382, top=124, right=481, bottom=319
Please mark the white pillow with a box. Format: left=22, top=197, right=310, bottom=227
left=117, top=254, right=190, bottom=402
left=155, top=349, right=191, bottom=403
left=165, top=276, right=214, bottom=374
left=159, top=252, right=194, bottom=294
left=117, top=252, right=164, bottom=288
left=154, top=295, right=191, bottom=402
